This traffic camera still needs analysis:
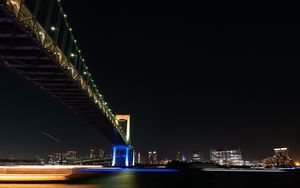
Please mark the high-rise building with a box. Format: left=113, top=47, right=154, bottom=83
left=99, top=148, right=105, bottom=158
left=148, top=151, right=158, bottom=164
left=47, top=154, right=53, bottom=164
left=210, top=149, right=243, bottom=165
left=7, top=154, right=15, bottom=160
left=176, top=152, right=182, bottom=161
left=137, top=153, right=141, bottom=164
left=89, top=148, right=97, bottom=159
left=53, top=153, right=62, bottom=161
left=273, top=147, right=293, bottom=167
left=65, top=151, right=77, bottom=161
left=192, top=151, right=203, bottom=162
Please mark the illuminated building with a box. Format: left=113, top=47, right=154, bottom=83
left=89, top=148, right=96, bottom=159
left=176, top=152, right=182, bottom=161
left=192, top=151, right=203, bottom=162
left=274, top=147, right=293, bottom=167
left=148, top=151, right=158, bottom=164
left=137, top=153, right=141, bottom=164
left=47, top=155, right=53, bottom=164
left=210, top=149, right=243, bottom=165
left=53, top=153, right=62, bottom=161
left=99, top=148, right=105, bottom=158
left=65, top=151, right=77, bottom=162
left=7, top=154, right=15, bottom=160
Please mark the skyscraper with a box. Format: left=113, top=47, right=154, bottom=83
left=65, top=151, right=77, bottom=162
left=137, top=153, right=141, bottom=164
left=89, top=148, right=96, bottom=159
left=273, top=147, right=293, bottom=167
left=99, top=148, right=105, bottom=158
left=148, top=151, right=158, bottom=164
left=176, top=152, right=182, bottom=161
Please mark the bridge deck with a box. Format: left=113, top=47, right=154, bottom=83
left=0, top=0, right=126, bottom=145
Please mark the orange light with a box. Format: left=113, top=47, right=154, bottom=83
left=0, top=174, right=67, bottom=181
left=295, top=162, right=300, bottom=166
left=0, top=165, right=103, bottom=182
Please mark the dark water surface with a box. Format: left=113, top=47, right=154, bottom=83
left=0, top=169, right=300, bottom=188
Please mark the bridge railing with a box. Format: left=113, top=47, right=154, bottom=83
left=3, top=0, right=127, bottom=143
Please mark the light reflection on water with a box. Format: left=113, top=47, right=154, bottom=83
left=0, top=184, right=97, bottom=188
left=91, top=171, right=138, bottom=188
left=0, top=172, right=138, bottom=188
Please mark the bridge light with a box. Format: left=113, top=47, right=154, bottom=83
left=69, top=28, right=72, bottom=31
left=83, top=71, right=87, bottom=75
left=64, top=14, right=67, bottom=18
left=70, top=53, right=75, bottom=57
left=74, top=40, right=77, bottom=43
left=50, top=26, right=57, bottom=31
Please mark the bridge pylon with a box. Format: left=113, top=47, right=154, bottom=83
left=112, top=115, right=134, bottom=167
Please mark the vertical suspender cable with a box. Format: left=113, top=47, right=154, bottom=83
left=61, top=27, right=68, bottom=53
left=44, top=0, right=55, bottom=31
left=33, top=0, right=41, bottom=17
left=68, top=40, right=73, bottom=57
left=54, top=12, right=62, bottom=43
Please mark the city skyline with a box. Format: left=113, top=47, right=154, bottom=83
left=1, top=1, right=300, bottom=162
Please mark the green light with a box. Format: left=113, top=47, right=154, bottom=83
left=64, top=14, right=67, bottom=18
left=69, top=28, right=72, bottom=31
left=70, top=53, right=75, bottom=57
left=50, top=26, right=56, bottom=31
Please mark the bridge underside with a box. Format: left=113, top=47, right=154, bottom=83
left=0, top=2, right=125, bottom=145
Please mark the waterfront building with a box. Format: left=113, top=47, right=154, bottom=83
left=47, top=154, right=53, bottom=164
left=89, top=148, right=96, bottom=159
left=65, top=151, right=77, bottom=162
left=210, top=149, right=243, bottom=165
left=148, top=151, right=158, bottom=164
left=192, top=151, right=203, bottom=162
left=176, top=151, right=182, bottom=161
left=137, top=153, right=141, bottom=164
left=273, top=147, right=293, bottom=167
left=262, top=147, right=294, bottom=167
left=99, top=148, right=105, bottom=158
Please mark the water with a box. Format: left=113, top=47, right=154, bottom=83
left=0, top=168, right=299, bottom=188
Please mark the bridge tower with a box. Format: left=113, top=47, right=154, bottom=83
left=112, top=115, right=134, bottom=167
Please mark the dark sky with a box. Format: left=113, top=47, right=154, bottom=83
left=1, top=2, right=300, bottom=161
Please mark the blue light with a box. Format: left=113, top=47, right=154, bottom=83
left=125, top=147, right=129, bottom=167
left=112, top=145, right=131, bottom=167
left=79, top=168, right=179, bottom=173
left=112, top=146, right=117, bottom=166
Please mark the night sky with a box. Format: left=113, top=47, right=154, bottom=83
left=1, top=2, right=300, bottom=161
